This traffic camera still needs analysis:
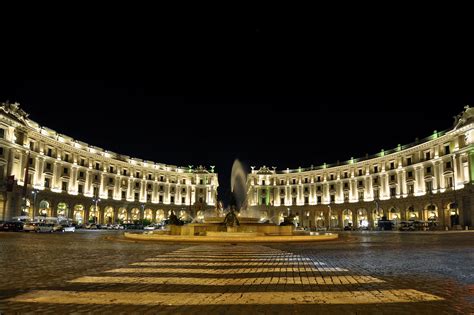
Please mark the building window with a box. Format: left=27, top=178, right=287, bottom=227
left=373, top=177, right=378, bottom=184
left=425, top=181, right=432, bottom=193
left=262, top=180, right=266, bottom=186
left=29, top=157, right=33, bottom=165
left=109, top=177, right=114, bottom=184
left=446, top=161, right=452, bottom=169
left=390, top=187, right=396, bottom=197
left=280, top=180, right=284, bottom=185
left=122, top=191, right=126, bottom=199
left=136, top=172, right=140, bottom=178
left=445, top=145, right=450, bottom=154
left=426, top=167, right=432, bottom=174
left=148, top=174, right=152, bottom=180
left=358, top=191, right=364, bottom=200
left=358, top=180, right=363, bottom=187
left=134, top=192, right=139, bottom=200
left=199, top=197, right=203, bottom=203
left=390, top=162, right=395, bottom=169
left=168, top=196, right=174, bottom=203
left=123, top=169, right=127, bottom=176
left=79, top=171, right=84, bottom=178
left=447, top=177, right=453, bottom=188
left=330, top=195, right=335, bottom=203
left=317, top=176, right=321, bottom=182
left=292, top=188, right=296, bottom=194
left=292, top=197, right=296, bottom=204
left=95, top=163, right=100, bottom=170
left=344, top=182, right=348, bottom=189
left=108, top=190, right=113, bottom=198
left=135, top=182, right=139, bottom=188
left=408, top=184, right=414, bottom=194
left=63, top=167, right=68, bottom=175
left=330, top=184, right=334, bottom=190
left=261, top=197, right=266, bottom=205
left=44, top=178, right=50, bottom=188
left=344, top=172, right=348, bottom=178
left=181, top=197, right=185, bottom=204
left=0, top=129, right=4, bottom=138
left=159, top=185, right=163, bottom=192
left=160, top=176, right=164, bottom=181
left=64, top=154, right=69, bottom=162
left=147, top=194, right=152, bottom=202
left=0, top=147, right=3, bottom=156
left=29, top=141, right=34, bottom=150
left=181, top=179, right=186, bottom=184
left=182, top=188, right=186, bottom=193
left=330, top=174, right=334, bottom=180
left=45, top=163, right=51, bottom=171
left=374, top=189, right=379, bottom=199
left=317, top=196, right=321, bottom=203
left=280, top=197, right=285, bottom=204
left=80, top=158, right=85, bottom=166
left=407, top=171, right=413, bottom=178
left=159, top=195, right=163, bottom=203
left=304, top=178, right=308, bottom=183
left=317, top=186, right=321, bottom=192
left=147, top=184, right=152, bottom=190
left=390, top=175, right=395, bottom=181
left=200, top=179, right=203, bottom=185
left=304, top=196, right=309, bottom=204
left=109, top=166, right=114, bottom=173
left=407, top=157, right=412, bottom=165
left=94, top=175, right=98, bottom=181
left=358, top=169, right=363, bottom=176
left=374, top=166, right=378, bottom=173
left=292, top=179, right=296, bottom=184
left=425, top=152, right=430, bottom=160
left=78, top=184, right=83, bottom=194
left=47, top=148, right=52, bottom=157
left=304, top=187, right=308, bottom=193
left=93, top=187, right=98, bottom=197
left=62, top=182, right=68, bottom=191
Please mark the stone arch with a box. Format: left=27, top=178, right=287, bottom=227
left=21, top=198, right=31, bottom=217
left=104, top=206, right=114, bottom=224
left=315, top=211, right=325, bottom=228
left=131, top=208, right=140, bottom=221
left=73, top=204, right=85, bottom=224
left=424, top=203, right=439, bottom=222
left=89, top=205, right=100, bottom=224
left=342, top=209, right=353, bottom=228
left=56, top=202, right=69, bottom=218
left=38, top=200, right=51, bottom=217
left=118, top=207, right=128, bottom=223
left=144, top=208, right=153, bottom=221
left=373, top=207, right=384, bottom=227
left=406, top=205, right=419, bottom=220
left=356, top=208, right=368, bottom=228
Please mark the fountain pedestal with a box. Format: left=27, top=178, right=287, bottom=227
left=227, top=226, right=239, bottom=233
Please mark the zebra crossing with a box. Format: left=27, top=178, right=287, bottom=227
left=6, top=245, right=443, bottom=306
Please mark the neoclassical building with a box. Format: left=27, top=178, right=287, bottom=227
left=0, top=102, right=218, bottom=224
left=247, top=106, right=474, bottom=230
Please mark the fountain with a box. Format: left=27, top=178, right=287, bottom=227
left=124, top=159, right=338, bottom=242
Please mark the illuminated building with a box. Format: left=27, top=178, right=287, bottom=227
left=0, top=102, right=218, bottom=224
left=247, top=106, right=474, bottom=230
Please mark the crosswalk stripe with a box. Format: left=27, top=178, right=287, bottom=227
left=7, top=290, right=443, bottom=305
left=105, top=267, right=349, bottom=274
left=132, top=261, right=322, bottom=267
left=69, top=275, right=385, bottom=285
left=145, top=258, right=317, bottom=262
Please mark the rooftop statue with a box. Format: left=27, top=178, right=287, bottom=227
left=453, top=105, right=473, bottom=130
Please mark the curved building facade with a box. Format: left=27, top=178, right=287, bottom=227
left=0, top=102, right=218, bottom=224
left=247, top=107, right=474, bottom=230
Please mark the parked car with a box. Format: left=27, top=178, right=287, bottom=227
left=37, top=223, right=54, bottom=233
left=62, top=225, right=75, bottom=232
left=2, top=221, right=24, bottom=232
left=23, top=222, right=40, bottom=232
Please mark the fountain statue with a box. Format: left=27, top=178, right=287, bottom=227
left=168, top=210, right=183, bottom=226
left=223, top=192, right=240, bottom=227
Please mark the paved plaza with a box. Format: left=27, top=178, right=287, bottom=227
left=0, top=231, right=472, bottom=314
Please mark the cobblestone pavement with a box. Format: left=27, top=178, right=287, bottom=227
left=0, top=231, right=472, bottom=314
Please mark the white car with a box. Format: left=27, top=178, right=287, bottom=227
left=144, top=225, right=156, bottom=230
left=62, top=226, right=75, bottom=232
left=23, top=222, right=40, bottom=232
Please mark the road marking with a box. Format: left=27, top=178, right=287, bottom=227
left=105, top=267, right=348, bottom=274
left=132, top=261, right=323, bottom=267
left=69, top=275, right=385, bottom=285
left=7, top=290, right=443, bottom=305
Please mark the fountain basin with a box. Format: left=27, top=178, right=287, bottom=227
left=204, top=217, right=260, bottom=224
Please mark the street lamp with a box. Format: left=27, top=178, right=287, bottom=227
left=31, top=189, right=39, bottom=221
left=327, top=205, right=332, bottom=230
left=92, top=196, right=101, bottom=224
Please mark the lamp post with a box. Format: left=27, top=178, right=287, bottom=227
left=327, top=205, right=332, bottom=230
left=92, top=196, right=100, bottom=224
left=31, top=189, right=39, bottom=221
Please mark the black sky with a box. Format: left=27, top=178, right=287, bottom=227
left=0, top=80, right=472, bottom=205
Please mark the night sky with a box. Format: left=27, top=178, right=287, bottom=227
left=1, top=80, right=472, bottom=205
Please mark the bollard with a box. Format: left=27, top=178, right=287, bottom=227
left=466, top=226, right=469, bottom=231
left=445, top=226, right=448, bottom=231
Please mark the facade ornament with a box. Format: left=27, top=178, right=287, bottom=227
left=0, top=101, right=29, bottom=123
left=194, top=165, right=208, bottom=173
left=257, top=165, right=272, bottom=174
left=453, top=105, right=473, bottom=130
